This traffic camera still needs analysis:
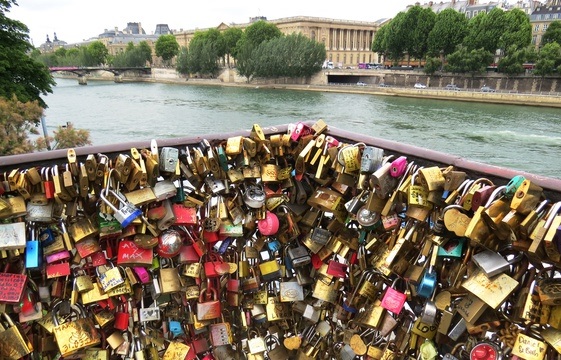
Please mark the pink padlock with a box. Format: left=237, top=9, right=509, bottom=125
left=133, top=267, right=151, bottom=284
left=257, top=211, right=279, bottom=236
left=390, top=156, right=408, bottom=178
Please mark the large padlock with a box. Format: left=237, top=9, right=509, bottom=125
left=0, top=313, right=34, bottom=360
left=99, top=187, right=142, bottom=228
left=51, top=301, right=100, bottom=357
left=197, top=286, right=222, bottom=321
left=96, top=262, right=124, bottom=292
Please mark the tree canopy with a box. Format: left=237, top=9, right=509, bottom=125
left=542, top=21, right=561, bottom=47
left=0, top=0, right=55, bottom=107
left=155, top=34, right=180, bottom=63
left=427, top=9, right=469, bottom=57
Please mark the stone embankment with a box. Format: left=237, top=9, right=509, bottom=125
left=54, top=68, right=561, bottom=108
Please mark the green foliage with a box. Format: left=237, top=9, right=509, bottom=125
left=534, top=42, right=561, bottom=77
left=371, top=25, right=389, bottom=57
left=87, top=41, right=109, bottom=66
left=464, top=8, right=507, bottom=53
left=542, top=21, right=561, bottom=46
left=112, top=41, right=153, bottom=67
left=427, top=9, right=468, bottom=57
left=176, top=46, right=189, bottom=75
left=155, top=34, right=180, bottom=62
left=240, top=20, right=282, bottom=49
left=402, top=6, right=436, bottom=63
left=235, top=21, right=283, bottom=82
left=445, top=46, right=493, bottom=75
left=0, top=0, right=54, bottom=107
left=423, top=57, right=441, bottom=74
left=385, top=12, right=407, bottom=63
left=497, top=47, right=526, bottom=75
left=179, top=32, right=220, bottom=76
left=500, top=9, right=531, bottom=54
left=0, top=95, right=43, bottom=154
left=253, top=33, right=326, bottom=78
left=223, top=27, right=243, bottom=62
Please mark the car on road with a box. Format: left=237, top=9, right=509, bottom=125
left=414, top=83, right=427, bottom=89
left=481, top=86, right=495, bottom=92
left=445, top=84, right=461, bottom=91
left=357, top=81, right=367, bottom=86
left=378, top=83, right=390, bottom=87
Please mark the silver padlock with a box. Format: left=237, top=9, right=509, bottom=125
left=100, top=188, right=142, bottom=228
left=360, top=146, right=384, bottom=174
left=152, top=179, right=177, bottom=201
left=157, top=199, right=176, bottom=231
left=159, top=146, right=179, bottom=173
left=472, top=249, right=523, bottom=278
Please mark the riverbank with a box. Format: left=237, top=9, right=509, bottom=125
left=54, top=68, right=561, bottom=109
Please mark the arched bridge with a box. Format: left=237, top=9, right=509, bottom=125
left=49, top=66, right=151, bottom=85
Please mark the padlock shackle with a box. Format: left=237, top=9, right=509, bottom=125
left=545, top=201, right=561, bottom=229
left=484, top=185, right=507, bottom=208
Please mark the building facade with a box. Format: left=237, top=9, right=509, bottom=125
left=174, top=16, right=383, bottom=68
left=530, top=0, right=561, bottom=47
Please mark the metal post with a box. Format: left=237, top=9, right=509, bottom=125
left=40, top=115, right=52, bottom=151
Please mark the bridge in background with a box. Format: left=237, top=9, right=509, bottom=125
left=49, top=66, right=151, bottom=85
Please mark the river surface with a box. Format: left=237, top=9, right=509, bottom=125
left=42, top=78, right=561, bottom=179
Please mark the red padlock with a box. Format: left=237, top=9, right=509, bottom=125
left=42, top=167, right=55, bottom=199
left=326, top=259, right=348, bottom=278
left=114, top=303, right=130, bottom=331
left=257, top=211, right=279, bottom=236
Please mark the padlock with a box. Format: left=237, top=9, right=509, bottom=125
left=96, top=262, right=124, bottom=292
left=472, top=248, right=523, bottom=278
left=380, top=277, right=408, bottom=314
left=0, top=313, right=34, bottom=360
left=197, top=285, right=222, bottom=321
left=51, top=301, right=100, bottom=357
left=99, top=187, right=142, bottom=229
left=159, top=146, right=179, bottom=173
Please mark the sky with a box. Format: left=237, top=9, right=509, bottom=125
left=9, top=0, right=414, bottom=47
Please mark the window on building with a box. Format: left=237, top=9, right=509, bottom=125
left=545, top=14, right=551, bottom=19
left=311, top=30, right=316, bottom=41
left=554, top=14, right=559, bottom=19
left=466, top=11, right=471, bottom=18
left=350, top=54, right=353, bottom=64
left=535, top=24, right=540, bottom=31
left=532, top=35, right=537, bottom=44
left=473, top=10, right=478, bottom=16
left=543, top=24, right=548, bottom=31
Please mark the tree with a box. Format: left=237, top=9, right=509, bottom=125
left=402, top=6, right=436, bottom=65
left=500, top=9, right=532, bottom=55
left=423, top=57, right=441, bottom=74
left=428, top=9, right=468, bottom=58
left=0, top=0, right=55, bottom=108
left=240, top=20, right=282, bottom=49
left=385, top=12, right=407, bottom=64
left=371, top=25, right=389, bottom=63
left=445, top=46, right=493, bottom=86
left=223, top=27, right=243, bottom=66
left=463, top=9, right=506, bottom=53
left=253, top=33, right=325, bottom=78
left=188, top=34, right=220, bottom=75
left=176, top=46, right=190, bottom=75
left=541, top=21, right=561, bottom=46
left=87, top=41, right=109, bottom=66
left=138, top=41, right=153, bottom=65
left=155, top=34, right=180, bottom=64
left=235, top=21, right=283, bottom=82
left=534, top=42, right=561, bottom=91
left=0, top=95, right=43, bottom=154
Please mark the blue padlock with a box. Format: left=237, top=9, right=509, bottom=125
left=169, top=320, right=185, bottom=338
left=25, top=227, right=42, bottom=270
left=417, top=245, right=438, bottom=299
left=504, top=175, right=525, bottom=199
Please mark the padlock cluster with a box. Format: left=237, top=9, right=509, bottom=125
left=1, top=120, right=561, bottom=360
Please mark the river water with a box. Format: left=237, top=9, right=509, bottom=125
left=42, top=78, right=561, bottom=179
